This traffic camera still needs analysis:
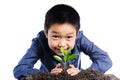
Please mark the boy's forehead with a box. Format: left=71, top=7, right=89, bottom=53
left=47, top=23, right=77, bottom=35
left=49, top=30, right=76, bottom=35
left=49, top=23, right=76, bottom=31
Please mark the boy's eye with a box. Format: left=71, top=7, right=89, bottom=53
left=67, top=36, right=72, bottom=38
left=67, top=36, right=73, bottom=39
left=52, top=35, right=59, bottom=39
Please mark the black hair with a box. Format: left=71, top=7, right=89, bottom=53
left=44, top=4, right=80, bottom=34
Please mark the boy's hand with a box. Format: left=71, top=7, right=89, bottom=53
left=50, top=63, right=62, bottom=75
left=67, top=64, right=80, bottom=76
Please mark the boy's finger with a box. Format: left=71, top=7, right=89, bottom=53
left=56, top=63, right=61, bottom=68
left=69, top=64, right=75, bottom=68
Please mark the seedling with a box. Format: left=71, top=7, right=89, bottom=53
left=53, top=47, right=76, bottom=70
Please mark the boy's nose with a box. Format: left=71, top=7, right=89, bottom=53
left=58, top=39, right=66, bottom=48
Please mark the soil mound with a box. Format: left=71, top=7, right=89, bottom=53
left=21, top=69, right=120, bottom=80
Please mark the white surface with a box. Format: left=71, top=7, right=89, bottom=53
left=0, top=0, right=120, bottom=80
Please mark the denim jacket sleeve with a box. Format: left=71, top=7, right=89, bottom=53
left=77, top=31, right=112, bottom=73
left=13, top=37, right=45, bottom=79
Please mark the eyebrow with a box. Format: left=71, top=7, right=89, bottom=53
left=51, top=31, right=58, bottom=34
left=51, top=31, right=74, bottom=35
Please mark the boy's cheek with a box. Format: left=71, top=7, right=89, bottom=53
left=48, top=41, right=58, bottom=48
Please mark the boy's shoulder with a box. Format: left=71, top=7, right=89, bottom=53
left=32, top=30, right=48, bottom=45
left=77, top=30, right=84, bottom=38
left=37, top=30, right=46, bottom=38
left=33, top=30, right=47, bottom=42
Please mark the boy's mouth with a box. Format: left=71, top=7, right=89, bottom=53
left=54, top=48, right=63, bottom=55
left=55, top=48, right=61, bottom=53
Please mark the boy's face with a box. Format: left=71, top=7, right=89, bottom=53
left=45, top=23, right=77, bottom=56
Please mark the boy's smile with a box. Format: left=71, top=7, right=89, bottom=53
left=45, top=23, right=77, bottom=56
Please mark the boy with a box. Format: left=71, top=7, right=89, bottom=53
left=13, top=4, right=112, bottom=79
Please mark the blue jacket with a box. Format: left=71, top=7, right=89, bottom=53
left=13, top=30, right=112, bottom=79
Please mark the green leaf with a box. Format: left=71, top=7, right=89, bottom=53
left=53, top=47, right=77, bottom=67
left=61, top=47, right=71, bottom=56
left=67, top=53, right=77, bottom=61
left=61, top=47, right=65, bottom=56
left=53, top=55, right=62, bottom=62
left=66, top=48, right=72, bottom=55
left=64, top=55, right=68, bottom=61
left=64, top=50, right=68, bottom=56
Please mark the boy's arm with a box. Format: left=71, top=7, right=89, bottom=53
left=13, top=38, right=48, bottom=79
left=13, top=49, right=40, bottom=79
left=78, top=31, right=112, bottom=73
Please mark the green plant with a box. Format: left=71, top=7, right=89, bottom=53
left=53, top=47, right=76, bottom=69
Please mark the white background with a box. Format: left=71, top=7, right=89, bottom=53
left=0, top=0, right=120, bottom=80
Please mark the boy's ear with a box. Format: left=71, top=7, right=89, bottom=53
left=44, top=30, right=48, bottom=38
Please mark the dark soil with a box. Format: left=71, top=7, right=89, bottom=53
left=21, top=69, right=120, bottom=80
